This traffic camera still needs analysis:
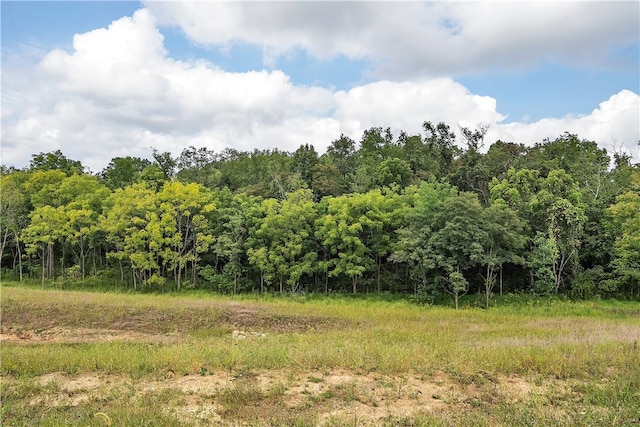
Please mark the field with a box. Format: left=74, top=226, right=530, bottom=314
left=1, top=284, right=640, bottom=426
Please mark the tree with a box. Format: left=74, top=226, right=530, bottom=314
left=480, top=200, right=527, bottom=307
left=101, top=183, right=158, bottom=289
left=23, top=205, right=63, bottom=288
left=606, top=170, right=640, bottom=294
left=315, top=194, right=373, bottom=293
left=324, top=134, right=357, bottom=191
left=422, top=121, right=459, bottom=178
left=175, top=146, right=222, bottom=188
left=23, top=169, right=67, bottom=208
left=428, top=192, right=487, bottom=305
left=391, top=181, right=457, bottom=296
left=530, top=170, right=586, bottom=293
left=448, top=270, right=469, bottom=310
left=291, top=144, right=319, bottom=189
left=152, top=149, right=177, bottom=180
left=248, top=189, right=317, bottom=293
left=100, top=156, right=151, bottom=189
left=29, top=150, right=83, bottom=175
left=56, top=174, right=110, bottom=286
left=450, top=124, right=491, bottom=205
left=0, top=171, right=30, bottom=279
left=397, top=131, right=430, bottom=179
left=526, top=232, right=557, bottom=295
left=212, top=191, right=261, bottom=293
left=155, top=181, right=216, bottom=289
left=312, top=163, right=348, bottom=197
left=375, top=158, right=412, bottom=190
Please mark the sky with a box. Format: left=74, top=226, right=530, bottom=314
left=1, top=1, right=639, bottom=173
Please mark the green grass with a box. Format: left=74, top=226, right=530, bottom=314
left=2, top=283, right=640, bottom=426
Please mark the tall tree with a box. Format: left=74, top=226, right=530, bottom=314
left=315, top=194, right=372, bottom=293
left=23, top=205, right=63, bottom=288
left=391, top=181, right=457, bottom=296
left=29, top=150, right=84, bottom=175
left=248, top=190, right=317, bottom=293
left=56, top=174, right=110, bottom=286
left=291, top=144, right=319, bottom=190
left=0, top=171, right=30, bottom=279
left=155, top=181, right=216, bottom=289
left=480, top=200, right=527, bottom=307
left=606, top=169, right=640, bottom=294
left=427, top=192, right=488, bottom=308
left=100, top=156, right=151, bottom=190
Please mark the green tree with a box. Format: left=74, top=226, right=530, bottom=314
left=101, top=183, right=157, bottom=288
left=29, top=150, right=83, bottom=175
left=606, top=170, right=640, bottom=294
left=23, top=205, right=64, bottom=288
left=480, top=200, right=527, bottom=307
left=100, top=156, right=151, bottom=189
left=391, top=181, right=457, bottom=296
left=23, top=169, right=67, bottom=208
left=248, top=189, right=317, bottom=293
left=0, top=172, right=30, bottom=279
left=312, top=163, right=348, bottom=197
left=526, top=232, right=557, bottom=295
left=152, top=149, right=177, bottom=180
left=291, top=144, right=319, bottom=189
left=428, top=192, right=487, bottom=306
left=375, top=158, right=412, bottom=190
left=315, top=194, right=372, bottom=293
left=155, top=181, right=216, bottom=289
left=530, top=170, right=586, bottom=293
left=56, top=174, right=110, bottom=286
left=422, top=121, right=459, bottom=178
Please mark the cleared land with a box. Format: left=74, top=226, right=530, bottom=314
left=1, top=285, right=639, bottom=426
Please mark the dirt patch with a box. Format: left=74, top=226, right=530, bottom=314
left=0, top=326, right=180, bottom=344
left=1, top=299, right=350, bottom=345
left=11, top=368, right=556, bottom=426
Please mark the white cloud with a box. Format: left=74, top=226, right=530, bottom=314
left=1, top=7, right=638, bottom=172
left=144, top=1, right=639, bottom=77
left=333, top=79, right=506, bottom=140
left=490, top=90, right=640, bottom=161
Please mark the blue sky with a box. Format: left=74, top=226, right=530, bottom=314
left=1, top=1, right=639, bottom=171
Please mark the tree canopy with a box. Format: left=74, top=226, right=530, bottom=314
left=1, top=127, right=638, bottom=303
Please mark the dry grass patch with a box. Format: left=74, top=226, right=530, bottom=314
left=3, top=368, right=573, bottom=426
left=2, top=286, right=639, bottom=425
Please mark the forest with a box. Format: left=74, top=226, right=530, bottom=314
left=1, top=122, right=638, bottom=305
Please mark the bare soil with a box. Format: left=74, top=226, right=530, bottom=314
left=26, top=367, right=551, bottom=426
left=1, top=321, right=558, bottom=426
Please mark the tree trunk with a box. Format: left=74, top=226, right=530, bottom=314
left=41, top=246, right=46, bottom=289
left=48, top=243, right=55, bottom=279
left=376, top=255, right=382, bottom=293
left=260, top=270, right=265, bottom=294
left=80, top=241, right=86, bottom=288
left=17, top=241, right=23, bottom=282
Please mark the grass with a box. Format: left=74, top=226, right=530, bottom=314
left=1, top=282, right=640, bottom=426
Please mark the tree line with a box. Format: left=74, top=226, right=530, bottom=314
left=1, top=123, right=638, bottom=305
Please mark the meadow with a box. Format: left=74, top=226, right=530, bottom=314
left=1, top=283, right=639, bottom=426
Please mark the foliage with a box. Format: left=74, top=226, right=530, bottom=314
left=1, top=129, right=638, bottom=299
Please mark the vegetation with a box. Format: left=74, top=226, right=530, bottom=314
left=1, top=127, right=639, bottom=303
left=1, top=286, right=639, bottom=425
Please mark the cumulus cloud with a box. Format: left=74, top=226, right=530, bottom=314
left=490, top=90, right=640, bottom=161
left=144, top=1, right=639, bottom=78
left=1, top=6, right=638, bottom=172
